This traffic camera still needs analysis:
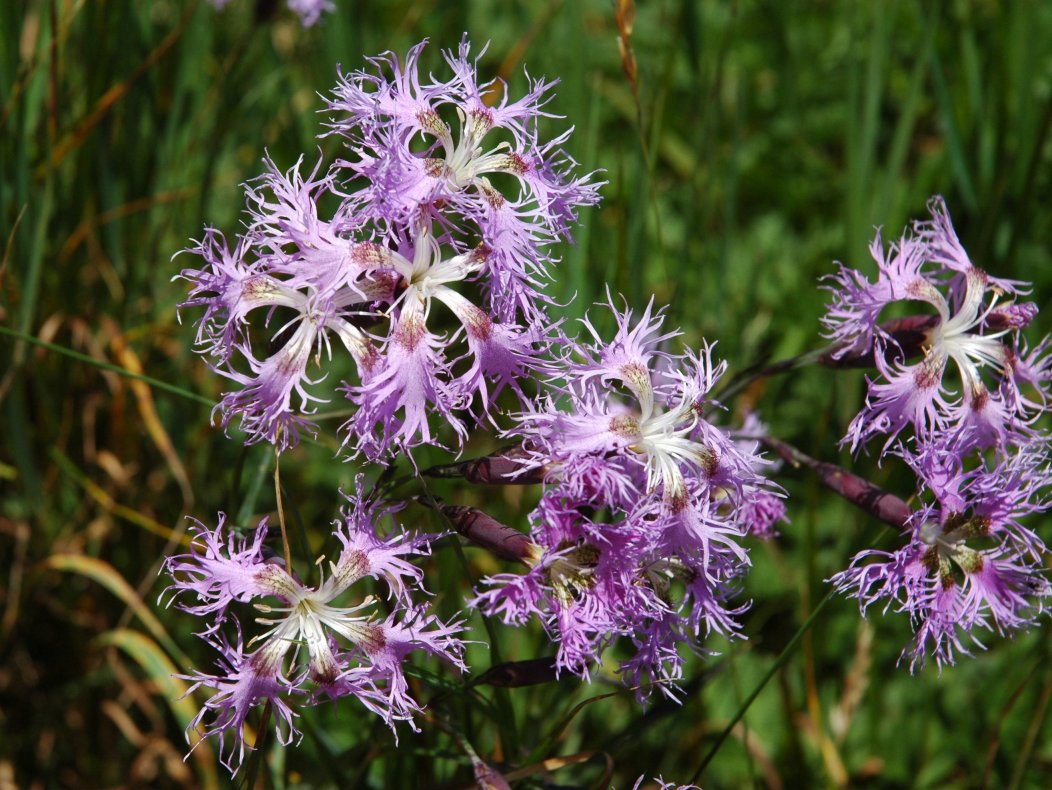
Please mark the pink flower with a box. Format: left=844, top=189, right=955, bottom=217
left=163, top=484, right=465, bottom=774
left=823, top=197, right=1046, bottom=454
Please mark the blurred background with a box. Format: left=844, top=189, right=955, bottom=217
left=2, top=0, right=1052, bottom=787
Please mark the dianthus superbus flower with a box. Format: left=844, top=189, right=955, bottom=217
left=822, top=197, right=1050, bottom=454
left=831, top=436, right=1052, bottom=670
left=177, top=157, right=385, bottom=450
left=473, top=295, right=773, bottom=696
left=326, top=36, right=601, bottom=324
left=336, top=217, right=544, bottom=459
left=163, top=489, right=465, bottom=773
left=179, top=39, right=600, bottom=459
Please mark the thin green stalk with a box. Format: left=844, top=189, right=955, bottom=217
left=690, top=590, right=835, bottom=784
left=1007, top=667, right=1052, bottom=790
left=713, top=344, right=832, bottom=405
left=235, top=447, right=271, bottom=526
left=415, top=473, right=521, bottom=759
left=0, top=324, right=214, bottom=407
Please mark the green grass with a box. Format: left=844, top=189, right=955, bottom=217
left=3, top=0, right=1052, bottom=787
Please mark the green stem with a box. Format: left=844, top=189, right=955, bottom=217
left=690, top=590, right=835, bottom=784
left=0, top=324, right=213, bottom=407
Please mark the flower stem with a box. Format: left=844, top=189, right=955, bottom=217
left=273, top=447, right=293, bottom=573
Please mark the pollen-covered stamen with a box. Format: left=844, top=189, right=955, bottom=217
left=547, top=542, right=600, bottom=608
left=416, top=108, right=451, bottom=143
left=950, top=545, right=984, bottom=575
left=619, top=361, right=654, bottom=420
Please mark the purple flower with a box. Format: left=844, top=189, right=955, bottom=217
left=178, top=156, right=387, bottom=450
left=179, top=162, right=543, bottom=457
left=472, top=501, right=663, bottom=679
left=831, top=437, right=1051, bottom=670
left=180, top=39, right=598, bottom=459
left=518, top=296, right=757, bottom=510
left=326, top=36, right=602, bottom=323
left=336, top=221, right=544, bottom=459
left=181, top=627, right=303, bottom=773
left=822, top=197, right=1046, bottom=454
left=163, top=485, right=465, bottom=773
left=285, top=0, right=334, bottom=26
left=474, top=295, right=771, bottom=696
left=517, top=295, right=763, bottom=522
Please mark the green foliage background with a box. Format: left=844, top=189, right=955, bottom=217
left=2, top=0, right=1052, bottom=787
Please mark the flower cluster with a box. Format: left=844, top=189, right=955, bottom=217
left=163, top=488, right=465, bottom=772
left=472, top=296, right=776, bottom=696
left=169, top=29, right=1052, bottom=783
left=824, top=198, right=1052, bottom=667
left=177, top=38, right=599, bottom=459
